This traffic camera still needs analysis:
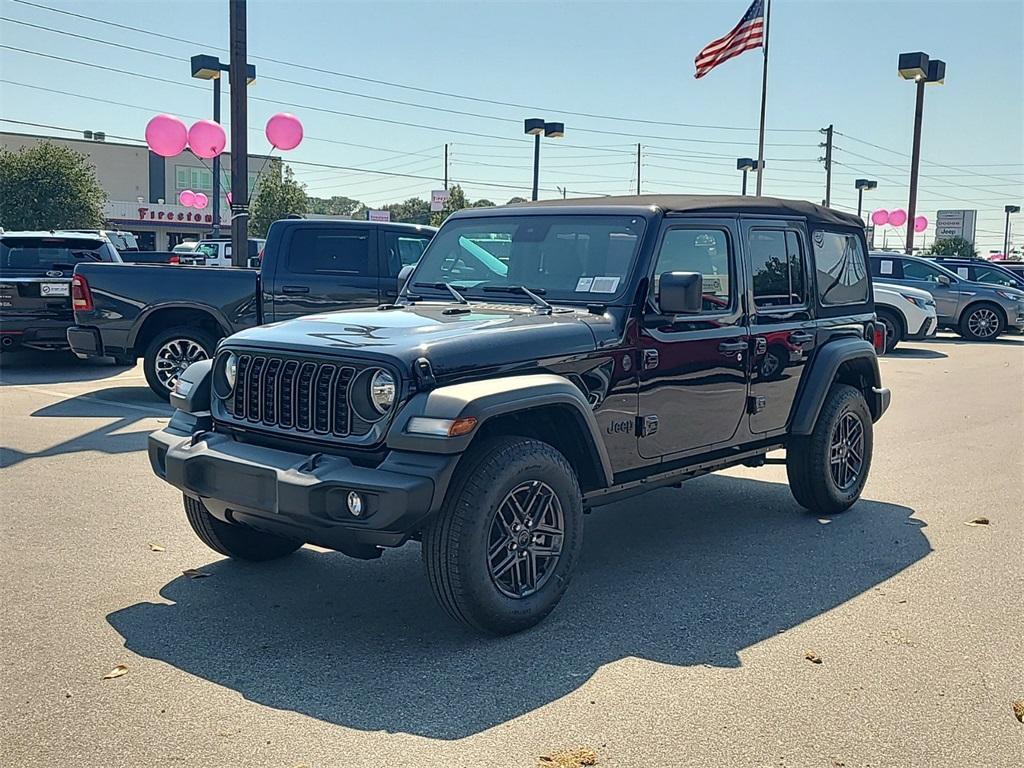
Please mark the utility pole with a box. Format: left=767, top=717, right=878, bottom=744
left=212, top=75, right=222, bottom=237
left=820, top=124, right=834, bottom=208
left=905, top=78, right=926, bottom=254
left=228, top=0, right=248, bottom=268
left=636, top=143, right=641, bottom=195
left=443, top=143, right=448, bottom=190
left=556, top=186, right=567, bottom=200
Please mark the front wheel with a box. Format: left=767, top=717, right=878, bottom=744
left=422, top=437, right=584, bottom=635
left=786, top=384, right=873, bottom=514
left=958, top=303, right=1004, bottom=341
left=143, top=326, right=217, bottom=400
left=184, top=496, right=302, bottom=561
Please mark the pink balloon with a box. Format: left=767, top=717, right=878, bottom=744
left=871, top=209, right=889, bottom=226
left=193, top=193, right=209, bottom=210
left=265, top=113, right=303, bottom=150
left=914, top=215, right=928, bottom=233
left=187, top=119, right=226, bottom=159
left=146, top=114, right=188, bottom=157
left=889, top=209, right=907, bottom=227
left=178, top=190, right=196, bottom=207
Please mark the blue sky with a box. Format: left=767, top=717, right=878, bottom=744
left=1, top=0, right=1022, bottom=250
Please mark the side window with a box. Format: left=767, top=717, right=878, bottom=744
left=749, top=229, right=806, bottom=308
left=175, top=166, right=189, bottom=190
left=287, top=229, right=372, bottom=276
left=383, top=232, right=431, bottom=276
left=813, top=230, right=869, bottom=306
left=652, top=228, right=731, bottom=312
left=870, top=257, right=900, bottom=279
left=973, top=266, right=1016, bottom=287
left=900, top=259, right=945, bottom=283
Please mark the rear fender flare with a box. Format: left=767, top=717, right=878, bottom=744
left=790, top=338, right=881, bottom=434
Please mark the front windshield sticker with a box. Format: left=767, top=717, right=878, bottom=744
left=590, top=276, right=620, bottom=293
left=575, top=277, right=595, bottom=292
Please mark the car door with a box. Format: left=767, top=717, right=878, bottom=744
left=270, top=226, right=381, bottom=322
left=743, top=221, right=816, bottom=434
left=897, top=258, right=961, bottom=321
left=637, top=219, right=749, bottom=459
left=379, top=230, right=433, bottom=302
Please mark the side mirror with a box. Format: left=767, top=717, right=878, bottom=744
left=937, top=274, right=952, bottom=286
left=658, top=271, right=703, bottom=315
left=397, top=264, right=415, bottom=294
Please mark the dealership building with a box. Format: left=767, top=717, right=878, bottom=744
left=1, top=130, right=273, bottom=250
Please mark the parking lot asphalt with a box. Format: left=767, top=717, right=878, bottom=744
left=1, top=335, right=1022, bottom=768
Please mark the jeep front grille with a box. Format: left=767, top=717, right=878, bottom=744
left=222, top=353, right=365, bottom=439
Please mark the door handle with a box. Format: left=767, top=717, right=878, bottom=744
left=718, top=340, right=747, bottom=355
left=282, top=285, right=310, bottom=295
left=789, top=332, right=815, bottom=345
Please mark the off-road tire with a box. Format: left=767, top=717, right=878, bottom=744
left=183, top=495, right=302, bottom=561
left=143, top=325, right=218, bottom=400
left=875, top=308, right=904, bottom=354
left=957, top=302, right=1005, bottom=342
left=422, top=436, right=584, bottom=635
left=786, top=383, right=873, bottom=515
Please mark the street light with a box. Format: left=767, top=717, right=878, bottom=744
left=736, top=158, right=760, bottom=196
left=190, top=54, right=256, bottom=236
left=898, top=51, right=945, bottom=254
left=854, top=178, right=878, bottom=218
left=1005, top=204, right=1020, bottom=258
left=525, top=118, right=564, bottom=201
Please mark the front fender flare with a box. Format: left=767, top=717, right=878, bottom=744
left=386, top=373, right=613, bottom=486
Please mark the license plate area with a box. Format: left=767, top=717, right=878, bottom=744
left=40, top=282, right=70, bottom=297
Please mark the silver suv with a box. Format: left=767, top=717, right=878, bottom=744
left=869, top=252, right=1024, bottom=341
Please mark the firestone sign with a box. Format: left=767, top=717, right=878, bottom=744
left=103, top=201, right=230, bottom=227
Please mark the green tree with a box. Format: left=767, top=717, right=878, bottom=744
left=385, top=197, right=431, bottom=224
left=0, top=141, right=106, bottom=230
left=250, top=161, right=308, bottom=237
left=472, top=199, right=496, bottom=208
left=306, top=195, right=365, bottom=217
left=928, top=236, right=978, bottom=259
left=506, top=196, right=528, bottom=205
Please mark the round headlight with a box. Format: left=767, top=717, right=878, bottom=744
left=369, top=369, right=395, bottom=414
left=224, top=352, right=238, bottom=390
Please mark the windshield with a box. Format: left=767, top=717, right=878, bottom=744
left=0, top=237, right=118, bottom=272
left=411, top=214, right=646, bottom=302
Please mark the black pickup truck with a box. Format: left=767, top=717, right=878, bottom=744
left=68, top=219, right=435, bottom=398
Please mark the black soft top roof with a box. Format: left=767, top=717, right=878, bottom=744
left=508, top=194, right=864, bottom=228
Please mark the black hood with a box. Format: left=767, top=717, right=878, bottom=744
left=226, top=302, right=624, bottom=378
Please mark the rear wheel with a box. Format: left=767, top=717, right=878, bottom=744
left=875, top=308, right=904, bottom=354
left=143, top=325, right=217, bottom=400
left=787, top=383, right=873, bottom=514
left=958, top=303, right=1004, bottom=341
left=422, top=437, right=584, bottom=635
left=183, top=495, right=302, bottom=561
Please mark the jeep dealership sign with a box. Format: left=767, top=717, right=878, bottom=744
left=935, top=210, right=977, bottom=244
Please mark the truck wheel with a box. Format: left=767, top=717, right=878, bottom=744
left=958, top=302, right=1004, bottom=341
left=786, top=383, right=873, bottom=515
left=875, top=308, right=903, bottom=354
left=143, top=326, right=217, bottom=400
left=183, top=495, right=302, bottom=561
left=422, top=437, right=584, bottom=635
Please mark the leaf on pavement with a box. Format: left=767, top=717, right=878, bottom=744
left=182, top=568, right=211, bottom=579
left=538, top=747, right=599, bottom=768
left=102, top=664, right=129, bottom=680
left=1012, top=699, right=1024, bottom=723
left=148, top=543, right=166, bottom=552
left=964, top=517, right=990, bottom=526
left=804, top=650, right=823, bottom=664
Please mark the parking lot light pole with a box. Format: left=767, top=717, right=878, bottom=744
left=736, top=158, right=758, bottom=196
left=1005, top=205, right=1020, bottom=258
left=898, top=52, right=945, bottom=254
left=525, top=119, right=564, bottom=201
left=855, top=178, right=878, bottom=219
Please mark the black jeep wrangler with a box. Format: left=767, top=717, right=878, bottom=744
left=149, top=195, right=890, bottom=635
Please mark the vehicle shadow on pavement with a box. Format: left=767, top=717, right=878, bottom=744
left=0, top=349, right=131, bottom=385
left=0, top=387, right=171, bottom=469
left=107, top=475, right=929, bottom=740
left=885, top=347, right=948, bottom=360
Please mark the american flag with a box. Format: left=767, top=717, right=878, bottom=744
left=694, top=0, right=765, bottom=79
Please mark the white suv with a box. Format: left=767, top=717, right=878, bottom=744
left=873, top=282, right=937, bottom=353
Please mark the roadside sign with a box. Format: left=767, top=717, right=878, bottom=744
left=430, top=189, right=450, bottom=212
left=935, top=210, right=977, bottom=244
left=367, top=209, right=391, bottom=222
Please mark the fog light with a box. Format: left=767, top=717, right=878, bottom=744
left=347, top=491, right=364, bottom=517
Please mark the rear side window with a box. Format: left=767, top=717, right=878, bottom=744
left=287, top=229, right=372, bottom=275
left=813, top=230, right=869, bottom=306
left=0, top=237, right=116, bottom=272
left=749, top=229, right=806, bottom=308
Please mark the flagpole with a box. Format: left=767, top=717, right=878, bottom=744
left=755, top=0, right=771, bottom=196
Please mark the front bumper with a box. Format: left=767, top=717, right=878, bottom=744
left=148, top=420, right=459, bottom=548
left=870, top=386, right=891, bottom=422
left=905, top=314, right=938, bottom=340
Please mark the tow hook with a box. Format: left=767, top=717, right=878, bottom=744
left=190, top=430, right=210, bottom=447
left=300, top=452, right=324, bottom=472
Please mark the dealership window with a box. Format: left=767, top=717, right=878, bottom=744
left=175, top=166, right=213, bottom=191
left=813, top=230, right=869, bottom=306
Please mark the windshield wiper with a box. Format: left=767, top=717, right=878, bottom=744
left=413, top=281, right=469, bottom=305
left=482, top=285, right=552, bottom=313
